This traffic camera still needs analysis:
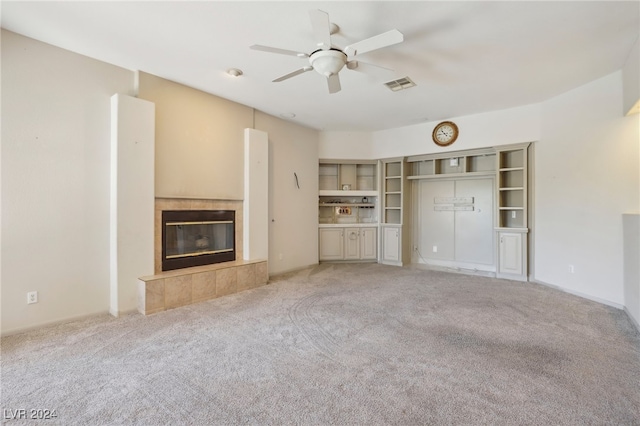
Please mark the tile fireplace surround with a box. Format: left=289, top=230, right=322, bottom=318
left=137, top=198, right=268, bottom=315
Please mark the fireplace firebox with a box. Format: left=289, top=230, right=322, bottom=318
left=162, top=210, right=235, bottom=271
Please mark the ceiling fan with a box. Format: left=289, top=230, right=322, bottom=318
left=250, top=9, right=404, bottom=94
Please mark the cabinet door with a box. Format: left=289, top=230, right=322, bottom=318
left=319, top=228, right=344, bottom=261
left=455, top=178, right=494, bottom=265
left=360, top=227, right=377, bottom=260
left=344, top=228, right=361, bottom=260
left=498, top=232, right=523, bottom=275
left=382, top=226, right=401, bottom=263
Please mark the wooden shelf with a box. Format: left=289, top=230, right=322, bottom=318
left=496, top=144, right=529, bottom=230
left=319, top=161, right=377, bottom=192
left=319, top=203, right=375, bottom=207
left=319, top=190, right=378, bottom=197
left=408, top=171, right=495, bottom=180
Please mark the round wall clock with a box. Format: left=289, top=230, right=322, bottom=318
left=432, top=121, right=459, bottom=146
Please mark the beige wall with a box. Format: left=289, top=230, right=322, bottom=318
left=137, top=72, right=253, bottom=200
left=536, top=71, right=639, bottom=306
left=1, top=30, right=135, bottom=334
left=254, top=111, right=319, bottom=275
left=0, top=33, right=320, bottom=334
left=622, top=37, right=640, bottom=115
left=138, top=73, right=320, bottom=275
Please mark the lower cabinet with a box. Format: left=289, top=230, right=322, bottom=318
left=496, top=230, right=528, bottom=281
left=319, top=227, right=377, bottom=261
left=381, top=225, right=402, bottom=265
left=318, top=228, right=344, bottom=261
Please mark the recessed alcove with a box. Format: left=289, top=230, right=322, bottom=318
left=136, top=197, right=268, bottom=315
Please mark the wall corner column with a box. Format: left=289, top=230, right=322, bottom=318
left=110, top=94, right=155, bottom=316
left=243, top=128, right=269, bottom=261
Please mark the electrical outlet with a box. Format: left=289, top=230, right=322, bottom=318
left=27, top=291, right=38, bottom=304
left=568, top=265, right=575, bottom=274
left=432, top=245, right=438, bottom=253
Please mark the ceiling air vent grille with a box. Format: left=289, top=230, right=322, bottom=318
left=384, top=77, right=416, bottom=92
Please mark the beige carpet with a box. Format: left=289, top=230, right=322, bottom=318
left=2, top=263, right=639, bottom=425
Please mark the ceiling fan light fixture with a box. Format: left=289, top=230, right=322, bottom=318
left=309, top=50, right=347, bottom=78
left=250, top=9, right=404, bottom=94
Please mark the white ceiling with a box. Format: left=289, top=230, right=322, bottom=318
left=2, top=1, right=638, bottom=131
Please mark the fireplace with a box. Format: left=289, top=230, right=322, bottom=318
left=162, top=210, right=235, bottom=271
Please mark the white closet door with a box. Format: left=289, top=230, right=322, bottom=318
left=417, top=180, right=455, bottom=261
left=454, top=178, right=494, bottom=265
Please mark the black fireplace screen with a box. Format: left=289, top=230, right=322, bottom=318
left=162, top=210, right=235, bottom=271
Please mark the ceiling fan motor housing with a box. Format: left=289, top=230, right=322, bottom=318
left=309, top=49, right=347, bottom=77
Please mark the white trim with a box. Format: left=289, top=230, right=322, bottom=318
left=409, top=261, right=496, bottom=278
left=531, top=278, right=624, bottom=310
left=624, top=306, right=640, bottom=333
left=0, top=311, right=112, bottom=337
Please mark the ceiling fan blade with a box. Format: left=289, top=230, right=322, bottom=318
left=309, top=9, right=332, bottom=50
left=344, top=29, right=404, bottom=57
left=327, top=73, right=341, bottom=94
left=347, top=60, right=395, bottom=72
left=273, top=66, right=313, bottom=82
left=250, top=44, right=308, bottom=58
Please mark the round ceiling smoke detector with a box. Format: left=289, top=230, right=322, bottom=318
left=227, top=68, right=243, bottom=77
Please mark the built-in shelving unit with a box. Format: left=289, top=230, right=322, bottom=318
left=317, top=145, right=531, bottom=278
left=318, top=160, right=379, bottom=263
left=384, top=161, right=403, bottom=224
left=495, top=143, right=530, bottom=281
left=406, top=144, right=531, bottom=281
left=319, top=161, right=377, bottom=195
left=319, top=197, right=377, bottom=225
left=380, top=158, right=410, bottom=266
left=497, top=149, right=527, bottom=228
left=408, top=148, right=496, bottom=180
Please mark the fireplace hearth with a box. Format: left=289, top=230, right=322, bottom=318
left=162, top=210, right=235, bottom=271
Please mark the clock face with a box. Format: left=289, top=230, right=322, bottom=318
left=432, top=121, right=459, bottom=146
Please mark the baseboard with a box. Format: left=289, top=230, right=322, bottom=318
left=109, top=307, right=139, bottom=318
left=269, top=262, right=319, bottom=278
left=530, top=278, right=624, bottom=310
left=1, top=310, right=112, bottom=338
left=624, top=306, right=640, bottom=334
left=409, top=262, right=496, bottom=278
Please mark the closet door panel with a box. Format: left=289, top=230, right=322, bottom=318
left=454, top=178, right=495, bottom=265
left=417, top=180, right=455, bottom=261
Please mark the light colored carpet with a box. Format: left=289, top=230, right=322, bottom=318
left=2, top=263, right=639, bottom=425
